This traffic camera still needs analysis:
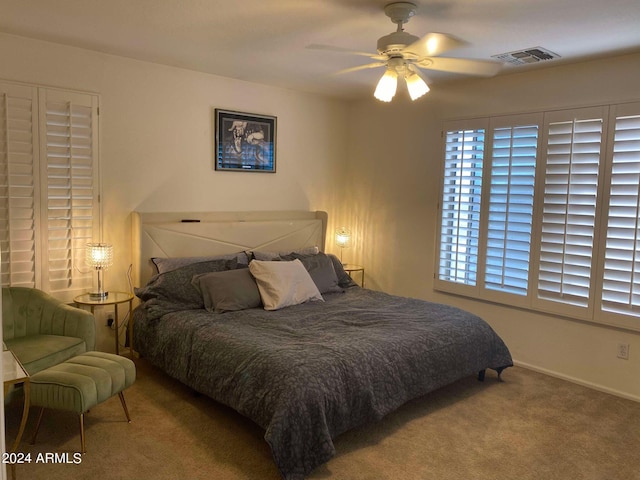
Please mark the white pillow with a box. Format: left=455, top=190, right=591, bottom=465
left=248, top=259, right=323, bottom=311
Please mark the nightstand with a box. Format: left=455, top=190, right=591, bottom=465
left=344, top=265, right=365, bottom=287
left=74, top=291, right=134, bottom=358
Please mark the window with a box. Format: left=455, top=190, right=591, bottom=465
left=436, top=102, right=640, bottom=331
left=0, top=81, right=100, bottom=302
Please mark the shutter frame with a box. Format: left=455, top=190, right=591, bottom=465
left=0, top=82, right=100, bottom=302
left=0, top=82, right=40, bottom=288
left=599, top=102, right=640, bottom=325
left=483, top=115, right=540, bottom=299
left=436, top=120, right=486, bottom=294
left=38, top=88, right=100, bottom=302
left=532, top=106, right=609, bottom=318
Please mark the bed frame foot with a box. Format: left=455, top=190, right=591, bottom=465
left=496, top=367, right=506, bottom=382
left=477, top=369, right=486, bottom=382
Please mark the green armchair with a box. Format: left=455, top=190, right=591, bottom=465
left=2, top=287, right=96, bottom=375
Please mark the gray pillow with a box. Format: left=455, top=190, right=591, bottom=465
left=192, top=268, right=262, bottom=313
left=152, top=252, right=249, bottom=273
left=251, top=246, right=319, bottom=261
left=135, top=258, right=238, bottom=317
left=280, top=252, right=344, bottom=294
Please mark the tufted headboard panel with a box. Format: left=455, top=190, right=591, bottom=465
left=132, top=210, right=327, bottom=287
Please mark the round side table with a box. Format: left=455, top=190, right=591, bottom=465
left=74, top=291, right=134, bottom=358
left=343, top=265, right=365, bottom=287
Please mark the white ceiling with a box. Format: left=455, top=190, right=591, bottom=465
left=1, top=0, right=639, bottom=100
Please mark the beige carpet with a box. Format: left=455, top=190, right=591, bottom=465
left=5, top=359, right=640, bottom=480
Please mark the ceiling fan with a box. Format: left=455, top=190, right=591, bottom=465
left=309, top=2, right=503, bottom=102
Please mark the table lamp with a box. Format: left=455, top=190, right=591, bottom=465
left=335, top=227, right=352, bottom=265
left=86, top=243, right=113, bottom=299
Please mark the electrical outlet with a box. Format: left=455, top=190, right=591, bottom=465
left=617, top=343, right=630, bottom=360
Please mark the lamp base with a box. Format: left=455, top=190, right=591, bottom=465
left=89, top=291, right=109, bottom=300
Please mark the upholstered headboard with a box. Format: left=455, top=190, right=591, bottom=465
left=132, top=210, right=327, bottom=287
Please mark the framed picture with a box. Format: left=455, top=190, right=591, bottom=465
left=214, top=109, right=277, bottom=172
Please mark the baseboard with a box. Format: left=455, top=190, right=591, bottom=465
left=513, top=360, right=640, bottom=403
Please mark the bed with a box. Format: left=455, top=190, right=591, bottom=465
left=131, top=210, right=513, bottom=479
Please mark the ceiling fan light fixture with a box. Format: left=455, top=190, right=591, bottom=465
left=405, top=70, right=429, bottom=101
left=309, top=1, right=503, bottom=101
left=374, top=68, right=398, bottom=102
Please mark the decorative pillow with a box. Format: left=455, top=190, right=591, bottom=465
left=152, top=252, right=249, bottom=274
left=192, top=268, right=262, bottom=313
left=135, top=258, right=238, bottom=309
left=248, top=259, right=323, bottom=311
left=251, top=246, right=319, bottom=261
left=280, top=252, right=343, bottom=294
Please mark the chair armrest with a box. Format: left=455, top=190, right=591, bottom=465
left=50, top=302, right=97, bottom=352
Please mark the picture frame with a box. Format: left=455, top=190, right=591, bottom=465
left=214, top=109, right=277, bottom=172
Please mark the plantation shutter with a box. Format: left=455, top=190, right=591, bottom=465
left=438, top=127, right=485, bottom=286
left=39, top=89, right=99, bottom=300
left=0, top=82, right=39, bottom=288
left=601, top=104, right=640, bottom=316
left=0, top=82, right=100, bottom=301
left=536, top=108, right=606, bottom=310
left=485, top=122, right=538, bottom=295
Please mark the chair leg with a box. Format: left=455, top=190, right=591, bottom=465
left=30, top=407, right=45, bottom=445
left=118, top=392, right=131, bottom=423
left=79, top=413, right=86, bottom=454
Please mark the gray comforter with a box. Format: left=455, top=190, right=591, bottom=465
left=134, top=284, right=512, bottom=479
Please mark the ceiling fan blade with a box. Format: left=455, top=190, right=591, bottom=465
left=403, top=33, right=466, bottom=58
left=334, top=62, right=386, bottom=75
left=306, top=44, right=385, bottom=60
left=415, top=56, right=503, bottom=77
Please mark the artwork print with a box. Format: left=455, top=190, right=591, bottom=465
left=214, top=109, right=276, bottom=172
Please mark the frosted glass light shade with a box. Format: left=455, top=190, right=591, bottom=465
left=374, top=69, right=398, bottom=102
left=405, top=71, right=430, bottom=100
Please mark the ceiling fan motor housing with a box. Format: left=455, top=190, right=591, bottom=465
left=377, top=31, right=419, bottom=55
left=378, top=3, right=419, bottom=55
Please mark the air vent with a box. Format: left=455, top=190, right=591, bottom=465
left=492, top=47, right=560, bottom=65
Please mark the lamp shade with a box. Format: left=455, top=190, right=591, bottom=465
left=405, top=70, right=430, bottom=100
left=86, top=243, right=113, bottom=269
left=374, top=68, right=398, bottom=102
left=335, top=228, right=352, bottom=249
